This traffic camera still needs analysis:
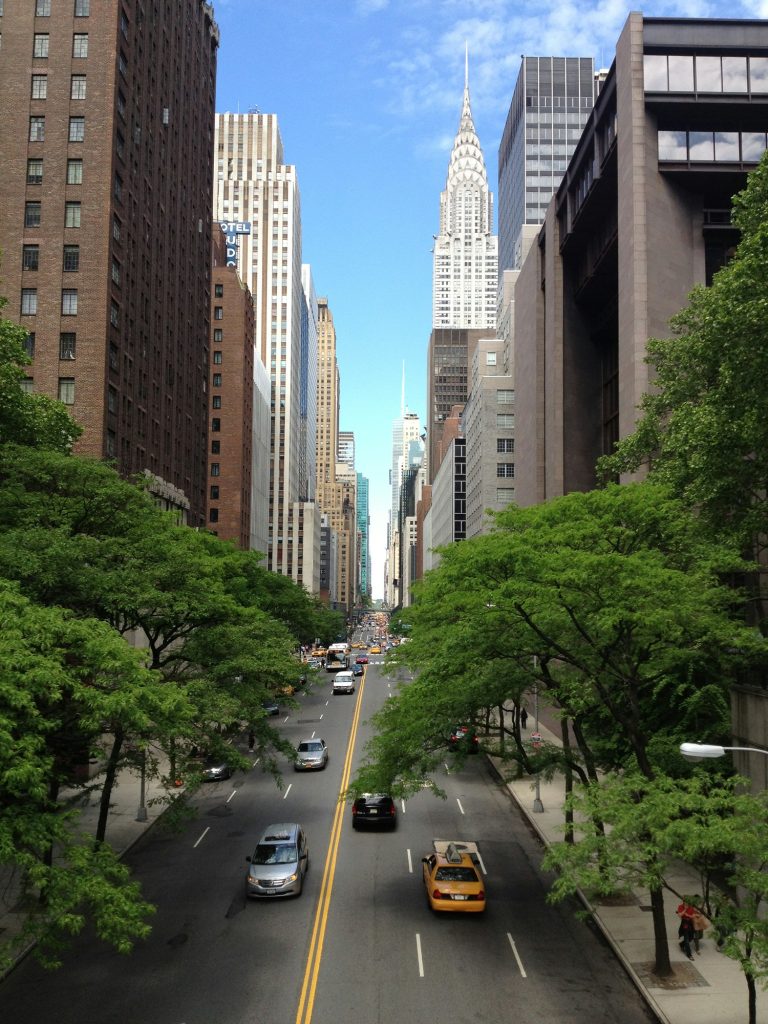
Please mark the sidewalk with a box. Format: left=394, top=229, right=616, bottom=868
left=491, top=720, right=765, bottom=1024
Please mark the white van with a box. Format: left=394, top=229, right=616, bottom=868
left=332, top=670, right=355, bottom=694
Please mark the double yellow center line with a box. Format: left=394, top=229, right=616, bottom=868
left=294, top=667, right=367, bottom=1024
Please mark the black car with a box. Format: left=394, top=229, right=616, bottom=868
left=448, top=725, right=479, bottom=752
left=261, top=698, right=280, bottom=716
left=351, top=793, right=397, bottom=830
left=352, top=662, right=364, bottom=677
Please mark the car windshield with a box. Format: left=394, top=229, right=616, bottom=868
left=434, top=866, right=478, bottom=882
left=251, top=843, right=298, bottom=865
left=299, top=741, right=322, bottom=752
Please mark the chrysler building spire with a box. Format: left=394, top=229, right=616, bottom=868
left=432, top=51, right=498, bottom=329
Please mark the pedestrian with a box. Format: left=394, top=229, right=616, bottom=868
left=520, top=707, right=528, bottom=729
left=678, top=912, right=695, bottom=960
left=691, top=904, right=710, bottom=953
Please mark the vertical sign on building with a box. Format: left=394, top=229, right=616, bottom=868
left=219, top=221, right=251, bottom=267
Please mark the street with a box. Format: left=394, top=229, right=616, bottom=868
left=0, top=659, right=655, bottom=1024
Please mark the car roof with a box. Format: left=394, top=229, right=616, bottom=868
left=258, top=823, right=301, bottom=843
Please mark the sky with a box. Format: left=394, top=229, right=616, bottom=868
left=212, top=0, right=766, bottom=598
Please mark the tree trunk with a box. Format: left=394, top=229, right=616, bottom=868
left=650, top=882, right=672, bottom=977
left=571, top=716, right=600, bottom=784
left=498, top=704, right=505, bottom=756
left=747, top=971, right=756, bottom=1024
left=96, top=728, right=124, bottom=843
left=561, top=717, right=574, bottom=844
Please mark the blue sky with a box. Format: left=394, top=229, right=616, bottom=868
left=213, top=0, right=764, bottom=598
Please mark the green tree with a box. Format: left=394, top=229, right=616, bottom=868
left=0, top=581, right=157, bottom=968
left=0, top=297, right=81, bottom=452
left=600, top=153, right=768, bottom=631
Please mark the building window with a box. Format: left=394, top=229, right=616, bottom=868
left=107, top=385, right=117, bottom=412
left=210, top=463, right=220, bottom=477
left=67, top=158, right=83, bottom=184
left=68, top=116, right=85, bottom=142
left=118, top=51, right=127, bottom=76
left=61, top=289, right=78, bottom=315
left=24, top=333, right=36, bottom=360
left=59, top=332, right=76, bottom=360
left=111, top=259, right=121, bottom=285
left=71, top=74, right=86, bottom=100
left=214, top=283, right=224, bottom=297
left=496, top=463, right=515, bottom=478
left=35, top=0, right=51, bottom=14
left=72, top=33, right=88, bottom=58
left=210, top=485, right=219, bottom=500
left=212, top=395, right=222, bottom=409
left=21, top=289, right=37, bottom=315
left=212, top=373, right=222, bottom=387
left=211, top=417, right=221, bottom=432
left=213, top=328, right=223, bottom=342
left=497, top=389, right=515, bottom=404
left=110, top=301, right=120, bottom=327
left=22, top=245, right=39, bottom=271
left=63, top=245, right=80, bottom=272
left=486, top=351, right=497, bottom=366
left=74, top=0, right=90, bottom=15
left=29, top=116, right=45, bottom=142
left=25, top=202, right=42, bottom=228
left=112, top=215, right=121, bottom=241
left=211, top=440, right=220, bottom=454
left=114, top=173, right=122, bottom=201
left=21, top=378, right=34, bottom=395
left=65, top=201, right=81, bottom=228
left=496, top=488, right=515, bottom=503
left=214, top=306, right=223, bottom=320
left=58, top=378, right=75, bottom=405
left=31, top=74, right=47, bottom=99
left=496, top=438, right=514, bottom=453
left=106, top=429, right=116, bottom=458
left=33, top=34, right=49, bottom=58
left=109, top=343, right=118, bottom=371
left=213, top=351, right=222, bottom=365
left=27, top=159, right=44, bottom=185
left=209, top=508, right=219, bottom=523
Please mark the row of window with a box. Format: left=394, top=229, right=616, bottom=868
left=644, top=53, right=768, bottom=94
left=26, top=200, right=83, bottom=227
left=23, top=332, right=77, bottom=361
left=30, top=73, right=86, bottom=100
left=658, top=129, right=768, bottom=164
left=27, top=157, right=82, bottom=185
left=23, top=376, right=78, bottom=404
left=22, top=243, right=81, bottom=271
left=29, top=115, right=86, bottom=142
left=7, top=0, right=92, bottom=14
left=33, top=32, right=89, bottom=58
left=21, top=288, right=79, bottom=315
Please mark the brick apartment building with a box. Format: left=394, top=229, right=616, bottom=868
left=0, top=0, right=219, bottom=524
left=207, top=227, right=254, bottom=548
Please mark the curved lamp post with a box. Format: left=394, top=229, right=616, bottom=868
left=680, top=742, right=768, bottom=761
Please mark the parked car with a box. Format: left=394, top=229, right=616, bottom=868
left=294, top=738, right=328, bottom=771
left=332, top=671, right=355, bottom=695
left=261, top=698, right=280, bottom=716
left=351, top=793, right=397, bottom=830
left=199, top=756, right=233, bottom=782
left=448, top=725, right=479, bottom=752
left=422, top=844, right=485, bottom=912
left=245, top=823, right=309, bottom=898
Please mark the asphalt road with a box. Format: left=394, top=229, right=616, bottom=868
left=0, top=655, right=655, bottom=1024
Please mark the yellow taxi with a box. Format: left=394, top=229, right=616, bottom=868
left=369, top=645, right=381, bottom=654
left=421, top=844, right=486, bottom=913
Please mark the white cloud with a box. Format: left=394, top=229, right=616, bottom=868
left=356, top=0, right=390, bottom=12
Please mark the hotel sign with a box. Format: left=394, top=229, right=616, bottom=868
left=219, top=221, right=251, bottom=268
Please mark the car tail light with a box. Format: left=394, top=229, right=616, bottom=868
left=478, top=890, right=485, bottom=900
left=432, top=889, right=443, bottom=899
left=351, top=805, right=357, bottom=816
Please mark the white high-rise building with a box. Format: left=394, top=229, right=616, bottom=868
left=213, top=113, right=307, bottom=580
left=432, top=55, right=498, bottom=330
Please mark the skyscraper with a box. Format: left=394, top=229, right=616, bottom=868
left=356, top=472, right=371, bottom=602
left=498, top=56, right=595, bottom=273
left=432, top=54, right=498, bottom=330
left=0, top=0, right=220, bottom=524
left=213, top=113, right=307, bottom=578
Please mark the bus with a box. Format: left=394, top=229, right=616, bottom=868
left=325, top=642, right=350, bottom=672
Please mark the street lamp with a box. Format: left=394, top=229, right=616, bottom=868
left=680, top=742, right=768, bottom=761
left=532, top=655, right=544, bottom=813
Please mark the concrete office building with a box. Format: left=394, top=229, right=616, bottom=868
left=426, top=326, right=485, bottom=483
left=208, top=227, right=254, bottom=548
left=213, top=112, right=308, bottom=580
left=338, top=431, right=355, bottom=471
left=464, top=337, right=516, bottom=538
left=299, top=264, right=319, bottom=506
left=427, top=431, right=466, bottom=572
left=498, top=56, right=595, bottom=274
left=356, top=472, right=371, bottom=601
left=514, top=13, right=768, bottom=508
left=387, top=408, right=422, bottom=606
left=0, top=0, right=220, bottom=524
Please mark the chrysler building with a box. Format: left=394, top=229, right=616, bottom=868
left=432, top=54, right=498, bottom=329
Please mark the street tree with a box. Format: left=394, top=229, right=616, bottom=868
left=0, top=581, right=158, bottom=968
